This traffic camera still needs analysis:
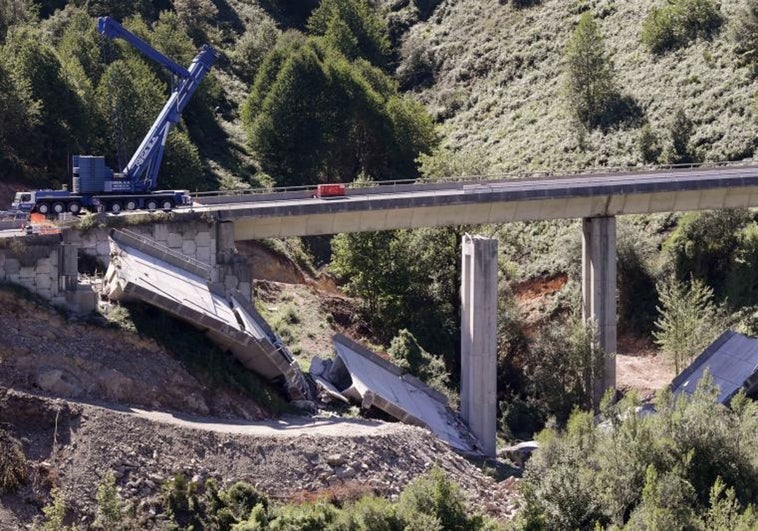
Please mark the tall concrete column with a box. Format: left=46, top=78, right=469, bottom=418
left=582, top=216, right=617, bottom=405
left=460, top=235, right=497, bottom=457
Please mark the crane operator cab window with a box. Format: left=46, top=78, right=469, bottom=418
left=11, top=192, right=35, bottom=212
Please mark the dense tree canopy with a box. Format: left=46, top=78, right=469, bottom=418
left=518, top=382, right=758, bottom=529
left=0, top=4, right=210, bottom=189
left=243, top=2, right=437, bottom=186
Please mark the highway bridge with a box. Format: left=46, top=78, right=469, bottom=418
left=192, top=163, right=758, bottom=239
left=189, top=162, right=758, bottom=419
left=6, top=162, right=758, bottom=455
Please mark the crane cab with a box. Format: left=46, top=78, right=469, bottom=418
left=11, top=192, right=36, bottom=212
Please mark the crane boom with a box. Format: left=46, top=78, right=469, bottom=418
left=10, top=16, right=218, bottom=216
left=97, top=16, right=217, bottom=191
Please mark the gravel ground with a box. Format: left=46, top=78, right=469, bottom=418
left=0, top=388, right=519, bottom=529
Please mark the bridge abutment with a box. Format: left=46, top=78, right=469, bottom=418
left=582, top=216, right=617, bottom=405
left=460, top=234, right=497, bottom=457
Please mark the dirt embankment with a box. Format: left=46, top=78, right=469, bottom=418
left=0, top=388, right=518, bottom=529
left=0, top=290, right=269, bottom=420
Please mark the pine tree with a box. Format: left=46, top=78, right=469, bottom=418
left=653, top=277, right=721, bottom=373
left=565, top=12, right=617, bottom=129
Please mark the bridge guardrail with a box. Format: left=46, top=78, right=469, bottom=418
left=190, top=160, right=755, bottom=203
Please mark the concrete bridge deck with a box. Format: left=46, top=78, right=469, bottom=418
left=102, top=229, right=310, bottom=400
left=190, top=164, right=758, bottom=239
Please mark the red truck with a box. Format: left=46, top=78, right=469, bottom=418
left=314, top=184, right=346, bottom=198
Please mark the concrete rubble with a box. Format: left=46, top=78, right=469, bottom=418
left=101, top=228, right=310, bottom=400
left=311, top=334, right=478, bottom=453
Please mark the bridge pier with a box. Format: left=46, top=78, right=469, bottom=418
left=582, top=216, right=617, bottom=405
left=460, top=235, right=497, bottom=457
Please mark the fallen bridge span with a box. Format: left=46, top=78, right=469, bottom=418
left=102, top=228, right=310, bottom=400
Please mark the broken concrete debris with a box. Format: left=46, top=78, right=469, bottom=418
left=311, top=334, right=478, bottom=453
left=102, top=228, right=310, bottom=400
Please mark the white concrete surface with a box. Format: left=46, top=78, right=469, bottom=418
left=582, top=217, right=617, bottom=404
left=460, top=235, right=498, bottom=457
left=102, top=229, right=310, bottom=399
left=329, top=334, right=476, bottom=453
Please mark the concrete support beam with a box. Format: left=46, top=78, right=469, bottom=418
left=582, top=216, right=617, bottom=405
left=460, top=235, right=497, bottom=457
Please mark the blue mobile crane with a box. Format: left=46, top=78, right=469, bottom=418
left=11, top=16, right=216, bottom=215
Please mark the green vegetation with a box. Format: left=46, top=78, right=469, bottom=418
left=154, top=468, right=496, bottom=530
left=0, top=428, right=26, bottom=494
left=94, top=472, right=125, bottom=530
left=654, top=277, right=723, bottom=373
left=732, top=0, right=758, bottom=70
left=36, top=488, right=72, bottom=531
left=242, top=1, right=437, bottom=186
left=642, top=0, right=723, bottom=54
left=0, top=3, right=222, bottom=189
left=515, top=380, right=758, bottom=529
left=388, top=329, right=453, bottom=400
left=564, top=13, right=620, bottom=129
left=666, top=209, right=752, bottom=301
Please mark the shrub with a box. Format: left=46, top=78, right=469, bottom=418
left=397, top=33, right=436, bottom=90
left=94, top=471, right=124, bottom=529
left=726, top=222, right=758, bottom=309
left=162, top=473, right=201, bottom=528
left=641, top=0, right=723, bottom=54
left=519, top=381, right=758, bottom=529
left=653, top=276, right=723, bottom=373
left=388, top=329, right=452, bottom=399
left=732, top=0, right=758, bottom=71
left=234, top=18, right=280, bottom=82
left=38, top=488, right=71, bottom=531
left=397, top=468, right=491, bottom=530
left=342, top=496, right=403, bottom=531
left=220, top=481, right=269, bottom=522
left=665, top=208, right=751, bottom=297
left=268, top=500, right=343, bottom=530
left=0, top=428, right=26, bottom=493
left=637, top=123, right=662, bottom=164
left=666, top=108, right=695, bottom=163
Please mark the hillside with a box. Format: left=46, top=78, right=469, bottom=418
left=399, top=0, right=758, bottom=171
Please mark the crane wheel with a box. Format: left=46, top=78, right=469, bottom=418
left=146, top=200, right=158, bottom=211
left=52, top=202, right=65, bottom=214
left=37, top=203, right=50, bottom=215
left=125, top=200, right=138, bottom=211
left=68, top=202, right=81, bottom=214
left=110, top=202, right=122, bottom=214
left=161, top=200, right=173, bottom=210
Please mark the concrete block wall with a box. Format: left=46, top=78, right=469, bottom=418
left=0, top=236, right=66, bottom=305
left=0, top=219, right=254, bottom=307
left=62, top=219, right=252, bottom=298
left=63, top=220, right=217, bottom=270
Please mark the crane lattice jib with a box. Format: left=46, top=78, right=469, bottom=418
left=97, top=17, right=217, bottom=192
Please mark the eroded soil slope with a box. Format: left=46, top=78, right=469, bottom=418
left=0, top=388, right=517, bottom=528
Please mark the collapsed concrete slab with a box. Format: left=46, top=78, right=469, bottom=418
left=671, top=330, right=758, bottom=404
left=102, top=228, right=310, bottom=400
left=311, top=334, right=478, bottom=453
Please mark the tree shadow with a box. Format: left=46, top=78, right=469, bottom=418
left=597, top=93, right=645, bottom=131
left=184, top=94, right=256, bottom=190
left=257, top=0, right=320, bottom=29
left=210, top=0, right=246, bottom=36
